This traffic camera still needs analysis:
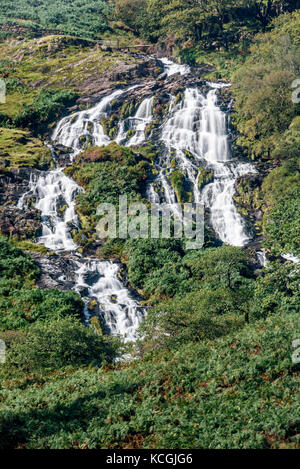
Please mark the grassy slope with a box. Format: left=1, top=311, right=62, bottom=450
left=0, top=35, right=137, bottom=117
left=0, top=0, right=111, bottom=40
left=0, top=310, right=299, bottom=449
left=0, top=128, right=52, bottom=169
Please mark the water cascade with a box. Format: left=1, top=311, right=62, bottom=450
left=52, top=89, right=126, bottom=157
left=116, top=96, right=154, bottom=146
left=18, top=59, right=259, bottom=342
left=152, top=84, right=257, bottom=246
left=160, top=57, right=191, bottom=77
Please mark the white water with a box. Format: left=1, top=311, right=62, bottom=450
left=52, top=89, right=126, bottom=157
left=257, top=250, right=268, bottom=267
left=116, top=96, right=153, bottom=146
left=153, top=85, right=257, bottom=246
left=75, top=260, right=144, bottom=340
left=160, top=57, right=191, bottom=77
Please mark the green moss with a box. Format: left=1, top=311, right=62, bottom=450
left=126, top=129, right=136, bottom=138
left=101, top=115, right=119, bottom=139
left=170, top=170, right=193, bottom=204
left=198, top=167, right=214, bottom=190
left=0, top=128, right=52, bottom=169
left=120, top=100, right=138, bottom=119
left=14, top=241, right=48, bottom=255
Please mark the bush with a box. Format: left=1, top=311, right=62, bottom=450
left=0, top=288, right=83, bottom=330
left=15, top=89, right=78, bottom=134
left=5, top=317, right=119, bottom=373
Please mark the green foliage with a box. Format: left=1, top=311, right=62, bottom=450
left=125, top=238, right=187, bottom=295
left=15, top=88, right=78, bottom=134
left=264, top=187, right=300, bottom=257
left=0, top=1, right=112, bottom=39
left=0, top=310, right=299, bottom=449
left=0, top=236, right=83, bottom=330
left=232, top=11, right=300, bottom=160
left=251, top=261, right=300, bottom=320
left=2, top=317, right=119, bottom=374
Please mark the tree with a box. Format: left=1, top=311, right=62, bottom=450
left=7, top=317, right=120, bottom=373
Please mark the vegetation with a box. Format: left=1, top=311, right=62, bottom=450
left=0, top=309, right=299, bottom=449
left=65, top=143, right=154, bottom=253
left=0, top=0, right=111, bottom=39
left=15, top=88, right=78, bottom=135
left=0, top=128, right=52, bottom=169
left=0, top=0, right=299, bottom=451
left=113, top=0, right=300, bottom=49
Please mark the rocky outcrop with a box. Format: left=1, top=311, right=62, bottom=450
left=0, top=168, right=42, bottom=239
left=76, top=58, right=213, bottom=108
left=29, top=252, right=79, bottom=291
left=0, top=168, right=31, bottom=204
left=0, top=206, right=42, bottom=239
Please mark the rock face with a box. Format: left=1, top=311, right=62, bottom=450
left=29, top=252, right=79, bottom=291
left=0, top=168, right=42, bottom=239
left=0, top=206, right=41, bottom=239
left=76, top=58, right=214, bottom=108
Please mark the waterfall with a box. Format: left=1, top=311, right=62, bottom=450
left=18, top=169, right=81, bottom=252
left=17, top=90, right=146, bottom=342
left=18, top=60, right=261, bottom=342
left=52, top=89, right=126, bottom=157
left=151, top=84, right=257, bottom=247
left=116, top=96, right=154, bottom=146
left=75, top=260, right=144, bottom=341
left=160, top=57, right=191, bottom=77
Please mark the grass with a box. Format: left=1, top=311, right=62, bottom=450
left=0, top=127, right=52, bottom=169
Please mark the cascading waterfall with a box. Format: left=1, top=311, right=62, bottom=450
left=153, top=83, right=257, bottom=247
left=52, top=89, right=126, bottom=157
left=116, top=96, right=154, bottom=146
left=75, top=260, right=144, bottom=340
left=18, top=169, right=81, bottom=251
left=160, top=57, right=191, bottom=77
left=18, top=59, right=260, bottom=343
left=18, top=90, right=146, bottom=342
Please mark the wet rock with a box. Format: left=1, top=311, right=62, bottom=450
left=51, top=143, right=73, bottom=166
left=29, top=252, right=78, bottom=291
left=0, top=168, right=32, bottom=205
left=0, top=168, right=43, bottom=239
left=81, top=271, right=102, bottom=285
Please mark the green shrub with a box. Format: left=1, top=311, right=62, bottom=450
left=4, top=317, right=119, bottom=373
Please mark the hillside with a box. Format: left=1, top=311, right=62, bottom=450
left=0, top=0, right=299, bottom=451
